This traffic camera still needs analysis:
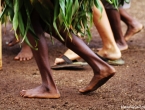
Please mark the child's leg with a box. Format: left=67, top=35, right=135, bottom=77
left=20, top=11, right=60, bottom=99
left=92, top=3, right=121, bottom=59
left=21, top=10, right=116, bottom=97
left=105, top=9, right=128, bottom=51
left=54, top=31, right=116, bottom=93
left=119, top=8, right=143, bottom=41
left=53, top=1, right=122, bottom=66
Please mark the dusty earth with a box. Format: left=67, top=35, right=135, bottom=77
left=0, top=1, right=145, bottom=110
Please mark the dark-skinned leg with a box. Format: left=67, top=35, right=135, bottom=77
left=106, top=9, right=128, bottom=51
left=53, top=31, right=116, bottom=93
left=20, top=12, right=60, bottom=99
left=119, top=8, right=143, bottom=41
left=21, top=11, right=115, bottom=96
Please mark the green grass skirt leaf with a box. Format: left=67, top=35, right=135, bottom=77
left=0, top=0, right=129, bottom=48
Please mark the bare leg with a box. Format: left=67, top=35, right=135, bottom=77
left=92, top=4, right=121, bottom=60
left=54, top=30, right=116, bottom=93
left=54, top=2, right=122, bottom=65
left=119, top=8, right=143, bottom=41
left=20, top=11, right=60, bottom=99
left=21, top=8, right=116, bottom=97
left=106, top=9, right=128, bottom=51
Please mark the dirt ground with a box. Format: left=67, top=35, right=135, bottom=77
left=0, top=1, right=145, bottom=110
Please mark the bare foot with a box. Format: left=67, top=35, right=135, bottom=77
left=125, top=23, right=143, bottom=41
left=6, top=37, right=33, bottom=61
left=79, top=66, right=115, bottom=93
left=20, top=85, right=60, bottom=99
left=14, top=43, right=33, bottom=61
left=6, top=37, right=20, bottom=46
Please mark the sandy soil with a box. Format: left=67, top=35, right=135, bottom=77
left=0, top=1, right=145, bottom=110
